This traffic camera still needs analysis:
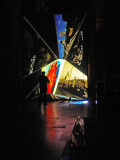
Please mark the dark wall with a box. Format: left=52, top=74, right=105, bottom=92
left=1, top=0, right=23, bottom=104
left=22, top=70, right=41, bottom=99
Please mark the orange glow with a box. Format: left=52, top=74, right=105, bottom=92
left=69, top=28, right=73, bottom=36
left=46, top=62, right=58, bottom=94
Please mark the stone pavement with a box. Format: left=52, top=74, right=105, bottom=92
left=1, top=99, right=100, bottom=160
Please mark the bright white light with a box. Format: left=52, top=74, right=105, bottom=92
left=83, top=100, right=89, bottom=104
left=95, top=100, right=97, bottom=104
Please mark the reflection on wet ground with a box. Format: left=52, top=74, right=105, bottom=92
left=39, top=101, right=90, bottom=159
left=1, top=100, right=100, bottom=160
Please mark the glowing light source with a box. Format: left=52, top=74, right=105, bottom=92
left=69, top=100, right=88, bottom=105
left=42, top=59, right=88, bottom=100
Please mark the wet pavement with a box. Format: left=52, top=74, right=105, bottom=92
left=1, top=99, right=101, bottom=160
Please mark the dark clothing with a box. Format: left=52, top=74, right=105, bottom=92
left=38, top=74, right=50, bottom=103
left=39, top=75, right=50, bottom=93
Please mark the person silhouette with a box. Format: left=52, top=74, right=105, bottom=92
left=38, top=71, right=50, bottom=105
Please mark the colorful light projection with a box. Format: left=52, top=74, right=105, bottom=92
left=42, top=59, right=88, bottom=100
left=42, top=59, right=63, bottom=94
left=55, top=15, right=67, bottom=59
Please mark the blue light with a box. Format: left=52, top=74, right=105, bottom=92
left=55, top=14, right=67, bottom=59
left=95, top=100, right=97, bottom=104
left=69, top=100, right=88, bottom=105
left=54, top=94, right=79, bottom=100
